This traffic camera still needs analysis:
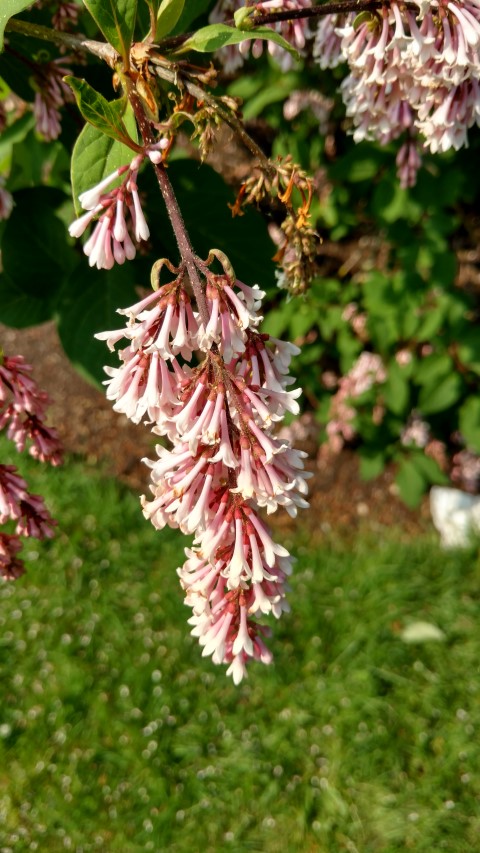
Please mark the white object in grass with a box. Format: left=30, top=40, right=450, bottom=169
left=430, top=486, right=480, bottom=548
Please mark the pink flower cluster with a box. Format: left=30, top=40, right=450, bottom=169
left=209, top=0, right=312, bottom=72
left=0, top=465, right=56, bottom=580
left=51, top=2, right=80, bottom=31
left=325, top=352, right=387, bottom=453
left=96, top=254, right=309, bottom=682
left=32, top=57, right=74, bottom=141
left=451, top=448, right=480, bottom=492
left=314, top=1, right=480, bottom=181
left=0, top=355, right=63, bottom=465
left=401, top=413, right=430, bottom=449
left=0, top=353, right=62, bottom=580
left=69, top=144, right=167, bottom=270
left=35, top=0, right=80, bottom=31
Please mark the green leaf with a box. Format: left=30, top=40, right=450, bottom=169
left=431, top=250, right=457, bottom=287
left=238, top=72, right=300, bottom=121
left=71, top=106, right=139, bottom=214
left=178, top=23, right=300, bottom=61
left=171, top=0, right=212, bottom=33
left=318, top=305, right=343, bottom=340
left=414, top=354, right=453, bottom=386
left=56, top=262, right=140, bottom=386
left=0, top=271, right=54, bottom=328
left=65, top=78, right=139, bottom=148
left=359, top=451, right=386, bottom=481
left=353, top=11, right=376, bottom=30
left=0, top=112, right=34, bottom=170
left=234, top=7, right=255, bottom=29
left=458, top=327, right=480, bottom=375
left=1, top=189, right=74, bottom=300
left=155, top=0, right=185, bottom=39
left=261, top=305, right=290, bottom=339
left=413, top=453, right=449, bottom=486
left=82, top=0, right=137, bottom=61
left=287, top=306, right=318, bottom=340
left=395, top=458, right=426, bottom=508
left=459, top=397, right=480, bottom=454
left=0, top=47, right=37, bottom=101
left=371, top=180, right=422, bottom=225
left=0, top=0, right=33, bottom=52
left=382, top=361, right=410, bottom=416
left=329, top=144, right=389, bottom=184
left=415, top=305, right=446, bottom=342
left=7, top=129, right=68, bottom=194
left=418, top=373, right=464, bottom=416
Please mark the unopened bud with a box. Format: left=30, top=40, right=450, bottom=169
left=234, top=7, right=255, bottom=30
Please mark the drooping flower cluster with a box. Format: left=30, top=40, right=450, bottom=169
left=35, top=0, right=80, bottom=29
left=0, top=354, right=63, bottom=465
left=0, top=353, right=62, bottom=580
left=95, top=246, right=309, bottom=682
left=69, top=143, right=168, bottom=270
left=51, top=2, right=81, bottom=32
left=210, top=0, right=312, bottom=72
left=210, top=1, right=480, bottom=186
left=32, top=57, right=74, bottom=141
left=314, top=1, right=480, bottom=180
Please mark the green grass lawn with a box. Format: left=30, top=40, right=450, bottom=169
left=1, top=445, right=479, bottom=852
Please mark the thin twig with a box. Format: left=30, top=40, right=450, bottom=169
left=5, top=18, right=118, bottom=66
left=245, top=0, right=417, bottom=26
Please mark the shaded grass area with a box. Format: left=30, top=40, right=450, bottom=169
left=0, top=447, right=479, bottom=852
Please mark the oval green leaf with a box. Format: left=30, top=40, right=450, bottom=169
left=418, top=373, right=464, bottom=415
left=459, top=397, right=480, bottom=454
left=0, top=0, right=34, bottom=52
left=1, top=189, right=74, bottom=300
left=82, top=0, right=138, bottom=62
left=65, top=77, right=140, bottom=150
left=155, top=0, right=185, bottom=40
left=178, top=23, right=300, bottom=61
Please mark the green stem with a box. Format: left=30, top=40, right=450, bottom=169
left=5, top=18, right=118, bottom=66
